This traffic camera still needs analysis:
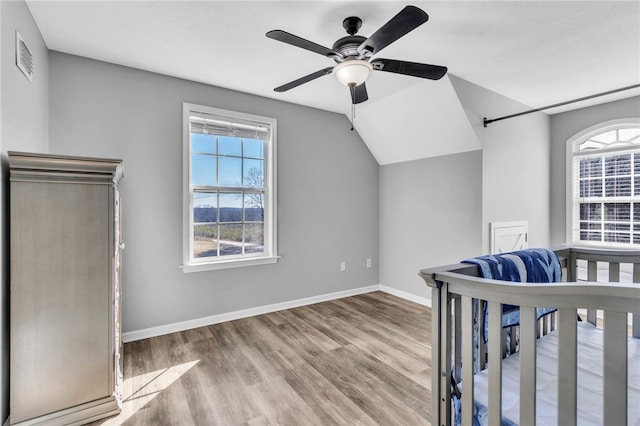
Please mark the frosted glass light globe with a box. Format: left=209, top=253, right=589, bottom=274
left=333, top=60, right=372, bottom=87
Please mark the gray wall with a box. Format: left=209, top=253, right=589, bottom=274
left=375, top=74, right=554, bottom=305
left=379, top=150, right=483, bottom=299
left=550, top=96, right=640, bottom=246
left=450, top=75, right=551, bottom=253
left=48, top=51, right=379, bottom=334
left=0, top=1, right=49, bottom=423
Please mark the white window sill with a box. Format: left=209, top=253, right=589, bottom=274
left=181, top=255, right=279, bottom=273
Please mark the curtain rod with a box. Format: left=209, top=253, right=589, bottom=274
left=483, top=84, right=640, bottom=128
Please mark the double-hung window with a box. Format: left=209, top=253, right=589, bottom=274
left=568, top=121, right=640, bottom=247
left=183, top=103, right=277, bottom=271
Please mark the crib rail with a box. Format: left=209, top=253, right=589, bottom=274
left=420, top=246, right=640, bottom=426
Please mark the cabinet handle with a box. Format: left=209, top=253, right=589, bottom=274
left=119, top=243, right=126, bottom=250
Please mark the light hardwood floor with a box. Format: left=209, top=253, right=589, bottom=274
left=92, top=291, right=432, bottom=425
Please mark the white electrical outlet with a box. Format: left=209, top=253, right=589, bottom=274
left=340, top=262, right=346, bottom=272
left=366, top=258, right=372, bottom=268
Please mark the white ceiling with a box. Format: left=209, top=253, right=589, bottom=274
left=26, top=1, right=640, bottom=164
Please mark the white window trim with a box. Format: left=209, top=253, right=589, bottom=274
left=182, top=103, right=278, bottom=272
left=565, top=117, right=640, bottom=247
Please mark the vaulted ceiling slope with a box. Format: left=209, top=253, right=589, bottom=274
left=26, top=1, right=640, bottom=165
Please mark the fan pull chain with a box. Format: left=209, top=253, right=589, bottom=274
left=349, top=84, right=356, bottom=131
left=351, top=102, right=355, bottom=131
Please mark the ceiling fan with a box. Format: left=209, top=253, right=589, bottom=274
left=266, top=5, right=447, bottom=105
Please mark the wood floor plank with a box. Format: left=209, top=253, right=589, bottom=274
left=89, top=291, right=432, bottom=425
left=323, top=314, right=429, bottom=377
left=278, top=351, right=376, bottom=425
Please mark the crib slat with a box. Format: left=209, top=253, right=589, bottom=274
left=509, top=327, right=517, bottom=354
left=488, top=301, right=502, bottom=426
left=543, top=314, right=550, bottom=336
left=461, top=295, right=474, bottom=426
left=609, top=262, right=620, bottom=282
left=557, top=308, right=577, bottom=426
left=479, top=300, right=486, bottom=370
left=633, top=264, right=640, bottom=338
left=587, top=260, right=597, bottom=325
left=520, top=306, right=536, bottom=426
left=603, top=310, right=627, bottom=426
left=455, top=295, right=462, bottom=382
left=432, top=282, right=442, bottom=426
left=439, top=284, right=452, bottom=426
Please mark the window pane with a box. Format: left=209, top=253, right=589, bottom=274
left=218, top=157, right=242, bottom=187
left=635, top=203, right=640, bottom=222
left=620, top=128, right=640, bottom=143
left=580, top=158, right=602, bottom=178
left=245, top=224, right=264, bottom=254
left=244, top=139, right=264, bottom=159
left=192, top=133, right=216, bottom=154
left=591, top=130, right=617, bottom=144
left=580, top=203, right=601, bottom=221
left=243, top=159, right=264, bottom=188
left=580, top=222, right=601, bottom=230
left=604, top=232, right=630, bottom=243
left=219, top=224, right=243, bottom=256
left=604, top=223, right=630, bottom=231
left=605, top=177, right=631, bottom=197
left=193, top=224, right=218, bottom=258
left=193, top=192, right=217, bottom=223
left=635, top=234, right=640, bottom=244
left=219, top=193, right=243, bottom=222
left=192, top=154, right=216, bottom=186
left=245, top=193, right=264, bottom=221
left=579, top=140, right=606, bottom=151
left=580, top=179, right=602, bottom=197
left=604, top=154, right=631, bottom=176
left=218, top=136, right=242, bottom=156
left=604, top=203, right=630, bottom=221
left=580, top=231, right=601, bottom=241
left=635, top=153, right=640, bottom=174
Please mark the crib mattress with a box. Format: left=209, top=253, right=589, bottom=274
left=471, top=322, right=640, bottom=426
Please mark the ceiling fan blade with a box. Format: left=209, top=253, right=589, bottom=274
left=274, top=67, right=334, bottom=92
left=266, top=30, right=340, bottom=58
left=359, top=6, right=429, bottom=55
left=352, top=83, right=368, bottom=104
left=371, top=58, right=447, bottom=80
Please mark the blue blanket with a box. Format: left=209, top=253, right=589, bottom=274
left=462, top=248, right=561, bottom=343
left=463, top=248, right=562, bottom=284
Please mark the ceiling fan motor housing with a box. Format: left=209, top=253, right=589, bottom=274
left=332, top=35, right=368, bottom=61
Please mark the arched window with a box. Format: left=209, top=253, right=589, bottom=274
left=567, top=120, right=640, bottom=247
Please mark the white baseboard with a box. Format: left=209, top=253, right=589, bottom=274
left=379, top=285, right=432, bottom=307
left=123, top=284, right=432, bottom=342
left=123, top=285, right=380, bottom=342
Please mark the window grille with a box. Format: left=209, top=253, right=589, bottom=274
left=183, top=104, right=277, bottom=271
left=570, top=124, right=640, bottom=246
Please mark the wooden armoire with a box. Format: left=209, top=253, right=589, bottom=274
left=9, top=152, right=124, bottom=425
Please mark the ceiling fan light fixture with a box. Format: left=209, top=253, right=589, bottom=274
left=334, top=60, right=372, bottom=87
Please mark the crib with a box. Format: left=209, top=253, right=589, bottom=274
left=419, top=246, right=640, bottom=426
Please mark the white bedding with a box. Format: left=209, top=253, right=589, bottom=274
left=472, top=322, right=640, bottom=425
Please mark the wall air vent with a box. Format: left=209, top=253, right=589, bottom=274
left=16, top=31, right=33, bottom=82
